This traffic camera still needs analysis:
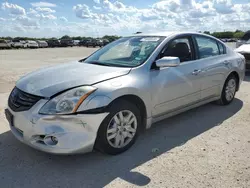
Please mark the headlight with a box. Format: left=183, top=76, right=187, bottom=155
left=39, top=86, right=97, bottom=115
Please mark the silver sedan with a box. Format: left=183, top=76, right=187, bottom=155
left=5, top=32, right=245, bottom=155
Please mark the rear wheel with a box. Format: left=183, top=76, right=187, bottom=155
left=217, top=74, right=237, bottom=105
left=95, top=100, right=141, bottom=155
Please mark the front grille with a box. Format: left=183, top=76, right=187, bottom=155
left=243, top=54, right=250, bottom=60
left=8, top=87, right=43, bottom=112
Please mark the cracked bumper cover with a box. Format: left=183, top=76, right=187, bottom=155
left=7, top=99, right=109, bottom=154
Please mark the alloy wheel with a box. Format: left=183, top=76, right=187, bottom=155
left=225, top=78, right=236, bottom=101
left=106, top=110, right=137, bottom=148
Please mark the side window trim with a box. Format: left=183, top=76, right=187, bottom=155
left=191, top=35, right=199, bottom=59
left=217, top=41, right=226, bottom=55
left=187, top=36, right=196, bottom=61
left=216, top=41, right=221, bottom=55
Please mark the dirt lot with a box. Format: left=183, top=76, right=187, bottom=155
left=0, top=47, right=250, bottom=188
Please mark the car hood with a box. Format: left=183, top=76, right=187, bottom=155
left=16, top=61, right=131, bottom=97
left=235, top=44, right=250, bottom=54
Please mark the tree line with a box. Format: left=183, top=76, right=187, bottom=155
left=0, top=30, right=247, bottom=41
left=203, top=30, right=245, bottom=39
left=0, top=35, right=121, bottom=42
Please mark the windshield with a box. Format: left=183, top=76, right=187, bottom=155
left=83, top=36, right=165, bottom=67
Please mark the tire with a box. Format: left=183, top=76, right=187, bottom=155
left=217, top=74, right=237, bottom=105
left=95, top=99, right=141, bottom=155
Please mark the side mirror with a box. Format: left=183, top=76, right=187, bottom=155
left=155, top=56, right=180, bottom=68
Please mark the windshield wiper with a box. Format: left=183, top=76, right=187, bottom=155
left=86, top=61, right=113, bottom=67
left=86, top=61, right=132, bottom=68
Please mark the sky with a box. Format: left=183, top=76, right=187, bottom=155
left=0, top=0, right=250, bottom=38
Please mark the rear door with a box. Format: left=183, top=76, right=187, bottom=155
left=192, top=35, right=229, bottom=100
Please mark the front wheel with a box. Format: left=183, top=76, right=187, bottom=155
left=217, top=74, right=237, bottom=105
left=95, top=100, right=141, bottom=155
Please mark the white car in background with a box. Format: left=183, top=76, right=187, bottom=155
left=235, top=39, right=250, bottom=69
left=12, top=40, right=24, bottom=48
left=23, top=40, right=39, bottom=48
left=0, top=40, right=12, bottom=49
left=37, top=40, right=48, bottom=48
left=236, top=30, right=250, bottom=48
left=73, top=40, right=80, bottom=46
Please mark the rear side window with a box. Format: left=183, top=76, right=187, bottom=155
left=195, top=36, right=220, bottom=59
left=217, top=42, right=226, bottom=54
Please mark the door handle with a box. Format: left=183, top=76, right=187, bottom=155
left=192, top=69, right=201, bottom=75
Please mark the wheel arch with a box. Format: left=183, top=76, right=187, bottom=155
left=107, top=95, right=148, bottom=131
left=226, top=71, right=240, bottom=91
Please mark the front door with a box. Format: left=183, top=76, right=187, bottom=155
left=151, top=36, right=202, bottom=117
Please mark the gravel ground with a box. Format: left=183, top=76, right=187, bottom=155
left=0, top=47, right=250, bottom=188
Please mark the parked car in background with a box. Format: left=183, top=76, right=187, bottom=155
left=227, top=38, right=237, bottom=42
left=79, top=39, right=88, bottom=46
left=47, top=39, right=60, bottom=47
left=0, top=39, right=12, bottom=49
left=5, top=32, right=245, bottom=155
left=73, top=40, right=80, bottom=46
left=96, top=39, right=103, bottom=47
left=11, top=40, right=24, bottom=48
left=85, top=39, right=102, bottom=47
left=236, top=30, right=250, bottom=48
left=235, top=39, right=250, bottom=69
left=23, top=40, right=39, bottom=48
left=220, top=39, right=227, bottom=42
left=37, top=40, right=48, bottom=48
left=85, top=39, right=96, bottom=47
left=60, top=39, right=74, bottom=47
left=102, top=39, right=110, bottom=46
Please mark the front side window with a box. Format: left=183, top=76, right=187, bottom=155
left=195, top=36, right=220, bottom=59
left=159, top=37, right=193, bottom=62
left=83, top=36, right=165, bottom=67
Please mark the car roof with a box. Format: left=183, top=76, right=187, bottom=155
left=128, top=31, right=212, bottom=38
left=129, top=31, right=175, bottom=37
left=127, top=31, right=223, bottom=44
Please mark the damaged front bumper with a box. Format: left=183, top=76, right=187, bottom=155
left=6, top=99, right=109, bottom=154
